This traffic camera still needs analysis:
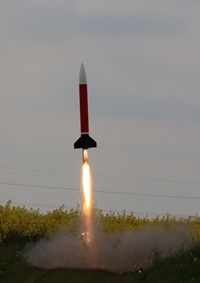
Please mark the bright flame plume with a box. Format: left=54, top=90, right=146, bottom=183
left=80, top=149, right=94, bottom=246
left=81, top=149, right=93, bottom=217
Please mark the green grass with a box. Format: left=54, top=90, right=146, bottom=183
left=1, top=246, right=200, bottom=283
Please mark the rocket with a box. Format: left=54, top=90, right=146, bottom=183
left=74, top=63, right=97, bottom=149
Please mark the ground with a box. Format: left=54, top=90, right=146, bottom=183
left=1, top=246, right=200, bottom=283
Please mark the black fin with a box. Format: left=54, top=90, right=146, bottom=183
left=74, top=134, right=97, bottom=149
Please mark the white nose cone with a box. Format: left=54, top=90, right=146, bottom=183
left=79, top=63, right=87, bottom=85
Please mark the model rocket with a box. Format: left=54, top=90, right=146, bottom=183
left=74, top=63, right=97, bottom=149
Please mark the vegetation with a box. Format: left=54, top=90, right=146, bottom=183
left=0, top=202, right=200, bottom=282
left=0, top=202, right=200, bottom=246
left=0, top=201, right=79, bottom=246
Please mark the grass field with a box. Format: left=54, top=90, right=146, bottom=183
left=0, top=245, right=200, bottom=283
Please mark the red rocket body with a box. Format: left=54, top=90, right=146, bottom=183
left=74, top=63, right=97, bottom=149
left=79, top=84, right=89, bottom=134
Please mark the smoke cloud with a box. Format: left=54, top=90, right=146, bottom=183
left=26, top=223, right=191, bottom=273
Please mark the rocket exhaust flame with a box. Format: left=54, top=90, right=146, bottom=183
left=81, top=149, right=93, bottom=215
left=82, top=163, right=91, bottom=210
left=81, top=149, right=94, bottom=246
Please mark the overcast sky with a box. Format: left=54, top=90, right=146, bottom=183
left=0, top=0, right=200, bottom=216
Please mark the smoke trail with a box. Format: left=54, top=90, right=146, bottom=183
left=25, top=151, right=192, bottom=272
left=25, top=151, right=191, bottom=272
left=26, top=222, right=191, bottom=273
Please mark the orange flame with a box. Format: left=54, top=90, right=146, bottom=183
left=81, top=149, right=93, bottom=216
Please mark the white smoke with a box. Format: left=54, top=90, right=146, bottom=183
left=26, top=223, right=191, bottom=273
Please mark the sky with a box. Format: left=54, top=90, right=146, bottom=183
left=0, top=0, right=200, bottom=216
